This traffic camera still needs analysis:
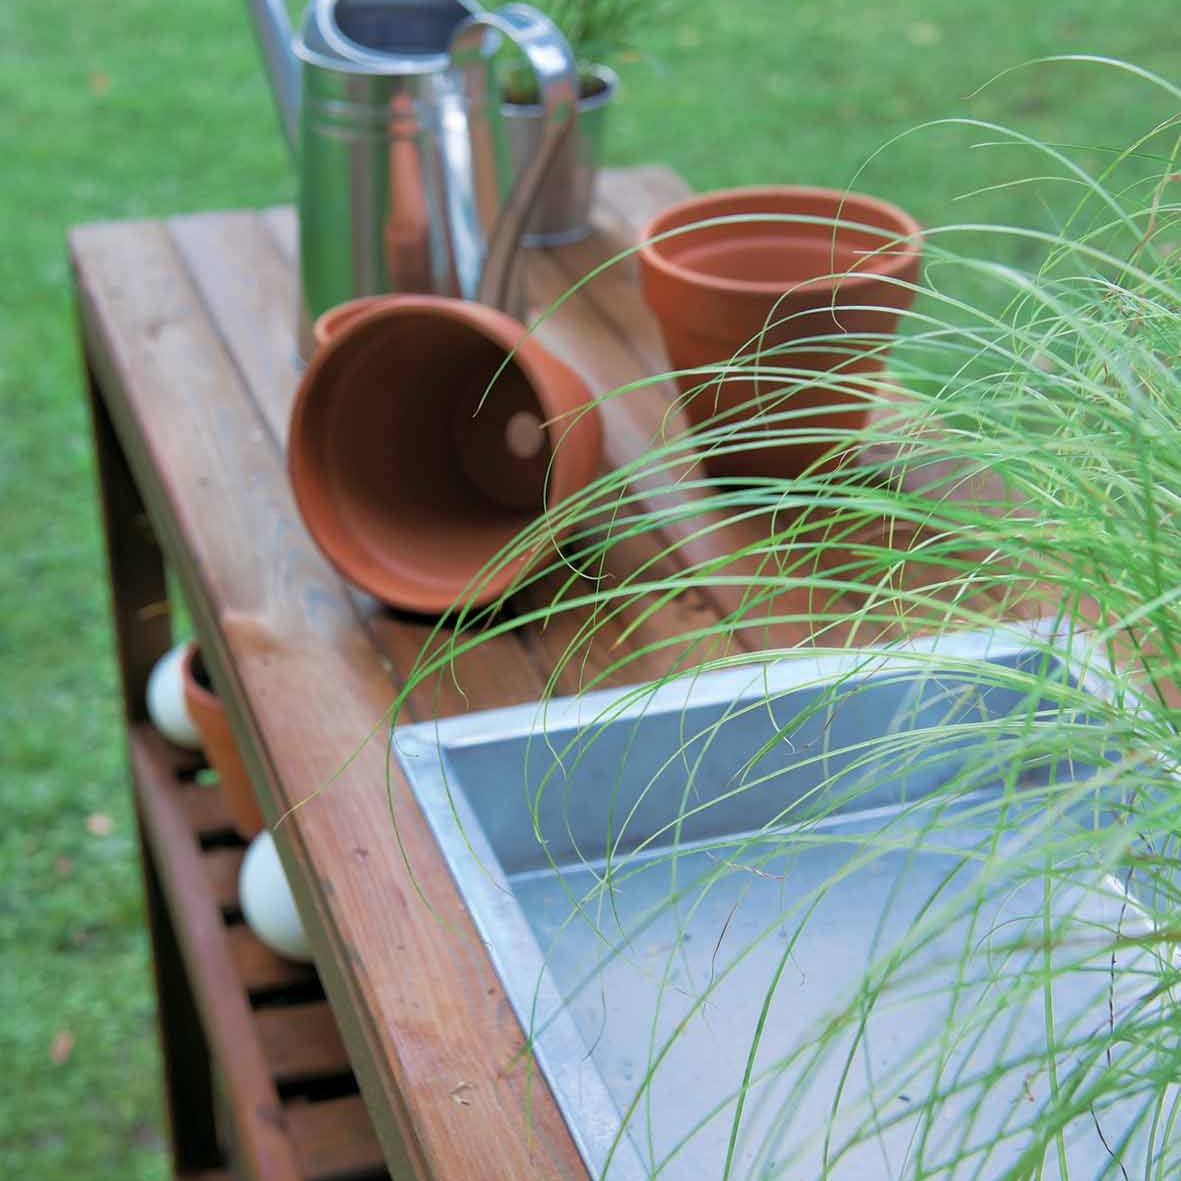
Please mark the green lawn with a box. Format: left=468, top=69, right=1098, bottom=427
left=2, top=1, right=1177, bottom=1176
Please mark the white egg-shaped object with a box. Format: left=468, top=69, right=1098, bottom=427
left=238, top=830, right=313, bottom=963
left=146, top=642, right=202, bottom=749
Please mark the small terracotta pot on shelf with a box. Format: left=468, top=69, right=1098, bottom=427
left=637, top=186, right=923, bottom=481
left=181, top=642, right=265, bottom=840
left=289, top=295, right=603, bottom=615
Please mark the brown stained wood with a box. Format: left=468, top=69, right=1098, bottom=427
left=226, top=923, right=318, bottom=995
left=539, top=169, right=1027, bottom=654
left=526, top=186, right=841, bottom=653
left=165, top=211, right=301, bottom=450
left=139, top=793, right=223, bottom=1171
left=286, top=1095, right=387, bottom=1181
left=203, top=845, right=245, bottom=912
left=257, top=196, right=738, bottom=691
left=178, top=780, right=238, bottom=839
left=72, top=220, right=589, bottom=1180
left=544, top=169, right=693, bottom=378
left=255, top=199, right=733, bottom=701
left=89, top=325, right=232, bottom=1171
left=128, top=724, right=304, bottom=1181
left=83, top=171, right=1025, bottom=1181
left=78, top=171, right=1092, bottom=1181
left=83, top=358, right=173, bottom=722
left=597, top=165, right=700, bottom=233
left=169, top=211, right=547, bottom=722
left=520, top=525, right=732, bottom=694
left=261, top=205, right=296, bottom=263
left=256, top=1003, right=352, bottom=1085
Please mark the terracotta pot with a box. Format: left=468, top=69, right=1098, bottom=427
left=181, top=642, right=265, bottom=840
left=637, top=186, right=922, bottom=481
left=312, top=296, right=394, bottom=353
left=288, top=295, right=603, bottom=614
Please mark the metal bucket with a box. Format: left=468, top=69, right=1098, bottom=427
left=503, top=64, right=618, bottom=246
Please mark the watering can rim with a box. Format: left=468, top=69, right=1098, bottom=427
left=295, top=0, right=490, bottom=77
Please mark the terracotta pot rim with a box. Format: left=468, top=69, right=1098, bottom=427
left=637, top=185, right=924, bottom=299
left=295, top=294, right=592, bottom=505
left=288, top=295, right=602, bottom=613
left=179, top=641, right=217, bottom=709
left=312, top=295, right=394, bottom=351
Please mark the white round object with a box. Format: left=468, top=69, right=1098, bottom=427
left=146, top=642, right=202, bottom=749
left=238, top=831, right=313, bottom=963
left=504, top=409, right=545, bottom=459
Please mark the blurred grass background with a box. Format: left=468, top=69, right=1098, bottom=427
left=1, top=0, right=1177, bottom=1175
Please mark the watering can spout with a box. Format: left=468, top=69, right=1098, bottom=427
left=244, top=0, right=301, bottom=151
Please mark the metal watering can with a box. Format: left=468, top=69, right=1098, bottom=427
left=244, top=0, right=578, bottom=355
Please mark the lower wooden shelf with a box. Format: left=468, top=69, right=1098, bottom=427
left=128, top=723, right=390, bottom=1181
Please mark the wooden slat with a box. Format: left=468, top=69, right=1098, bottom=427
left=257, top=198, right=743, bottom=689
left=257, top=203, right=564, bottom=716
left=543, top=170, right=1026, bottom=650
left=226, top=923, right=317, bottom=995
left=267, top=179, right=1025, bottom=650
left=87, top=169, right=1002, bottom=1181
left=519, top=524, right=733, bottom=694
left=597, top=163, right=700, bottom=233
left=202, top=846, right=245, bottom=912
left=254, top=201, right=733, bottom=697
left=286, top=1094, right=387, bottom=1181
left=550, top=169, right=686, bottom=376
left=91, top=367, right=225, bottom=1167
left=128, top=724, right=304, bottom=1181
left=256, top=1002, right=352, bottom=1086
left=73, top=213, right=589, bottom=1180
left=168, top=210, right=549, bottom=721
left=527, top=182, right=840, bottom=653
left=83, top=360, right=173, bottom=723
left=82, top=171, right=1068, bottom=1181
left=178, top=780, right=238, bottom=839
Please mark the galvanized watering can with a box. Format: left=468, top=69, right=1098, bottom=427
left=244, top=0, right=578, bottom=355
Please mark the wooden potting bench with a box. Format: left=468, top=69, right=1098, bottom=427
left=73, top=165, right=1018, bottom=1181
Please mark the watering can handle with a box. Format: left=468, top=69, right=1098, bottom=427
left=450, top=4, right=578, bottom=310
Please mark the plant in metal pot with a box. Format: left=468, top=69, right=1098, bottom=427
left=495, top=0, right=670, bottom=244
left=389, top=57, right=1181, bottom=1180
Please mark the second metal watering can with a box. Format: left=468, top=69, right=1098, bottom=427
left=245, top=0, right=578, bottom=355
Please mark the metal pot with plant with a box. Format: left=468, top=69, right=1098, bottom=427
left=496, top=0, right=665, bottom=245
left=387, top=58, right=1181, bottom=1180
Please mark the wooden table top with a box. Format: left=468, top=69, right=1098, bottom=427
left=70, top=165, right=1027, bottom=1181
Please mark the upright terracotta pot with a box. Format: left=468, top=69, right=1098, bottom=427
left=181, top=642, right=265, bottom=840
left=288, top=295, right=603, bottom=614
left=637, top=186, right=922, bottom=481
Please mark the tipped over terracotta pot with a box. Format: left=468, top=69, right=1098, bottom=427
left=181, top=642, right=264, bottom=840
left=312, top=295, right=392, bottom=353
left=288, top=295, right=603, bottom=614
left=638, top=186, right=922, bottom=481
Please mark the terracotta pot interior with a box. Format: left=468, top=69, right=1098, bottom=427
left=637, top=189, right=921, bottom=482
left=648, top=190, right=919, bottom=291
left=187, top=646, right=209, bottom=691
left=298, top=312, right=553, bottom=598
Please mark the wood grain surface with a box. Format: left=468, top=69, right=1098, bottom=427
left=75, top=167, right=1024, bottom=1181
